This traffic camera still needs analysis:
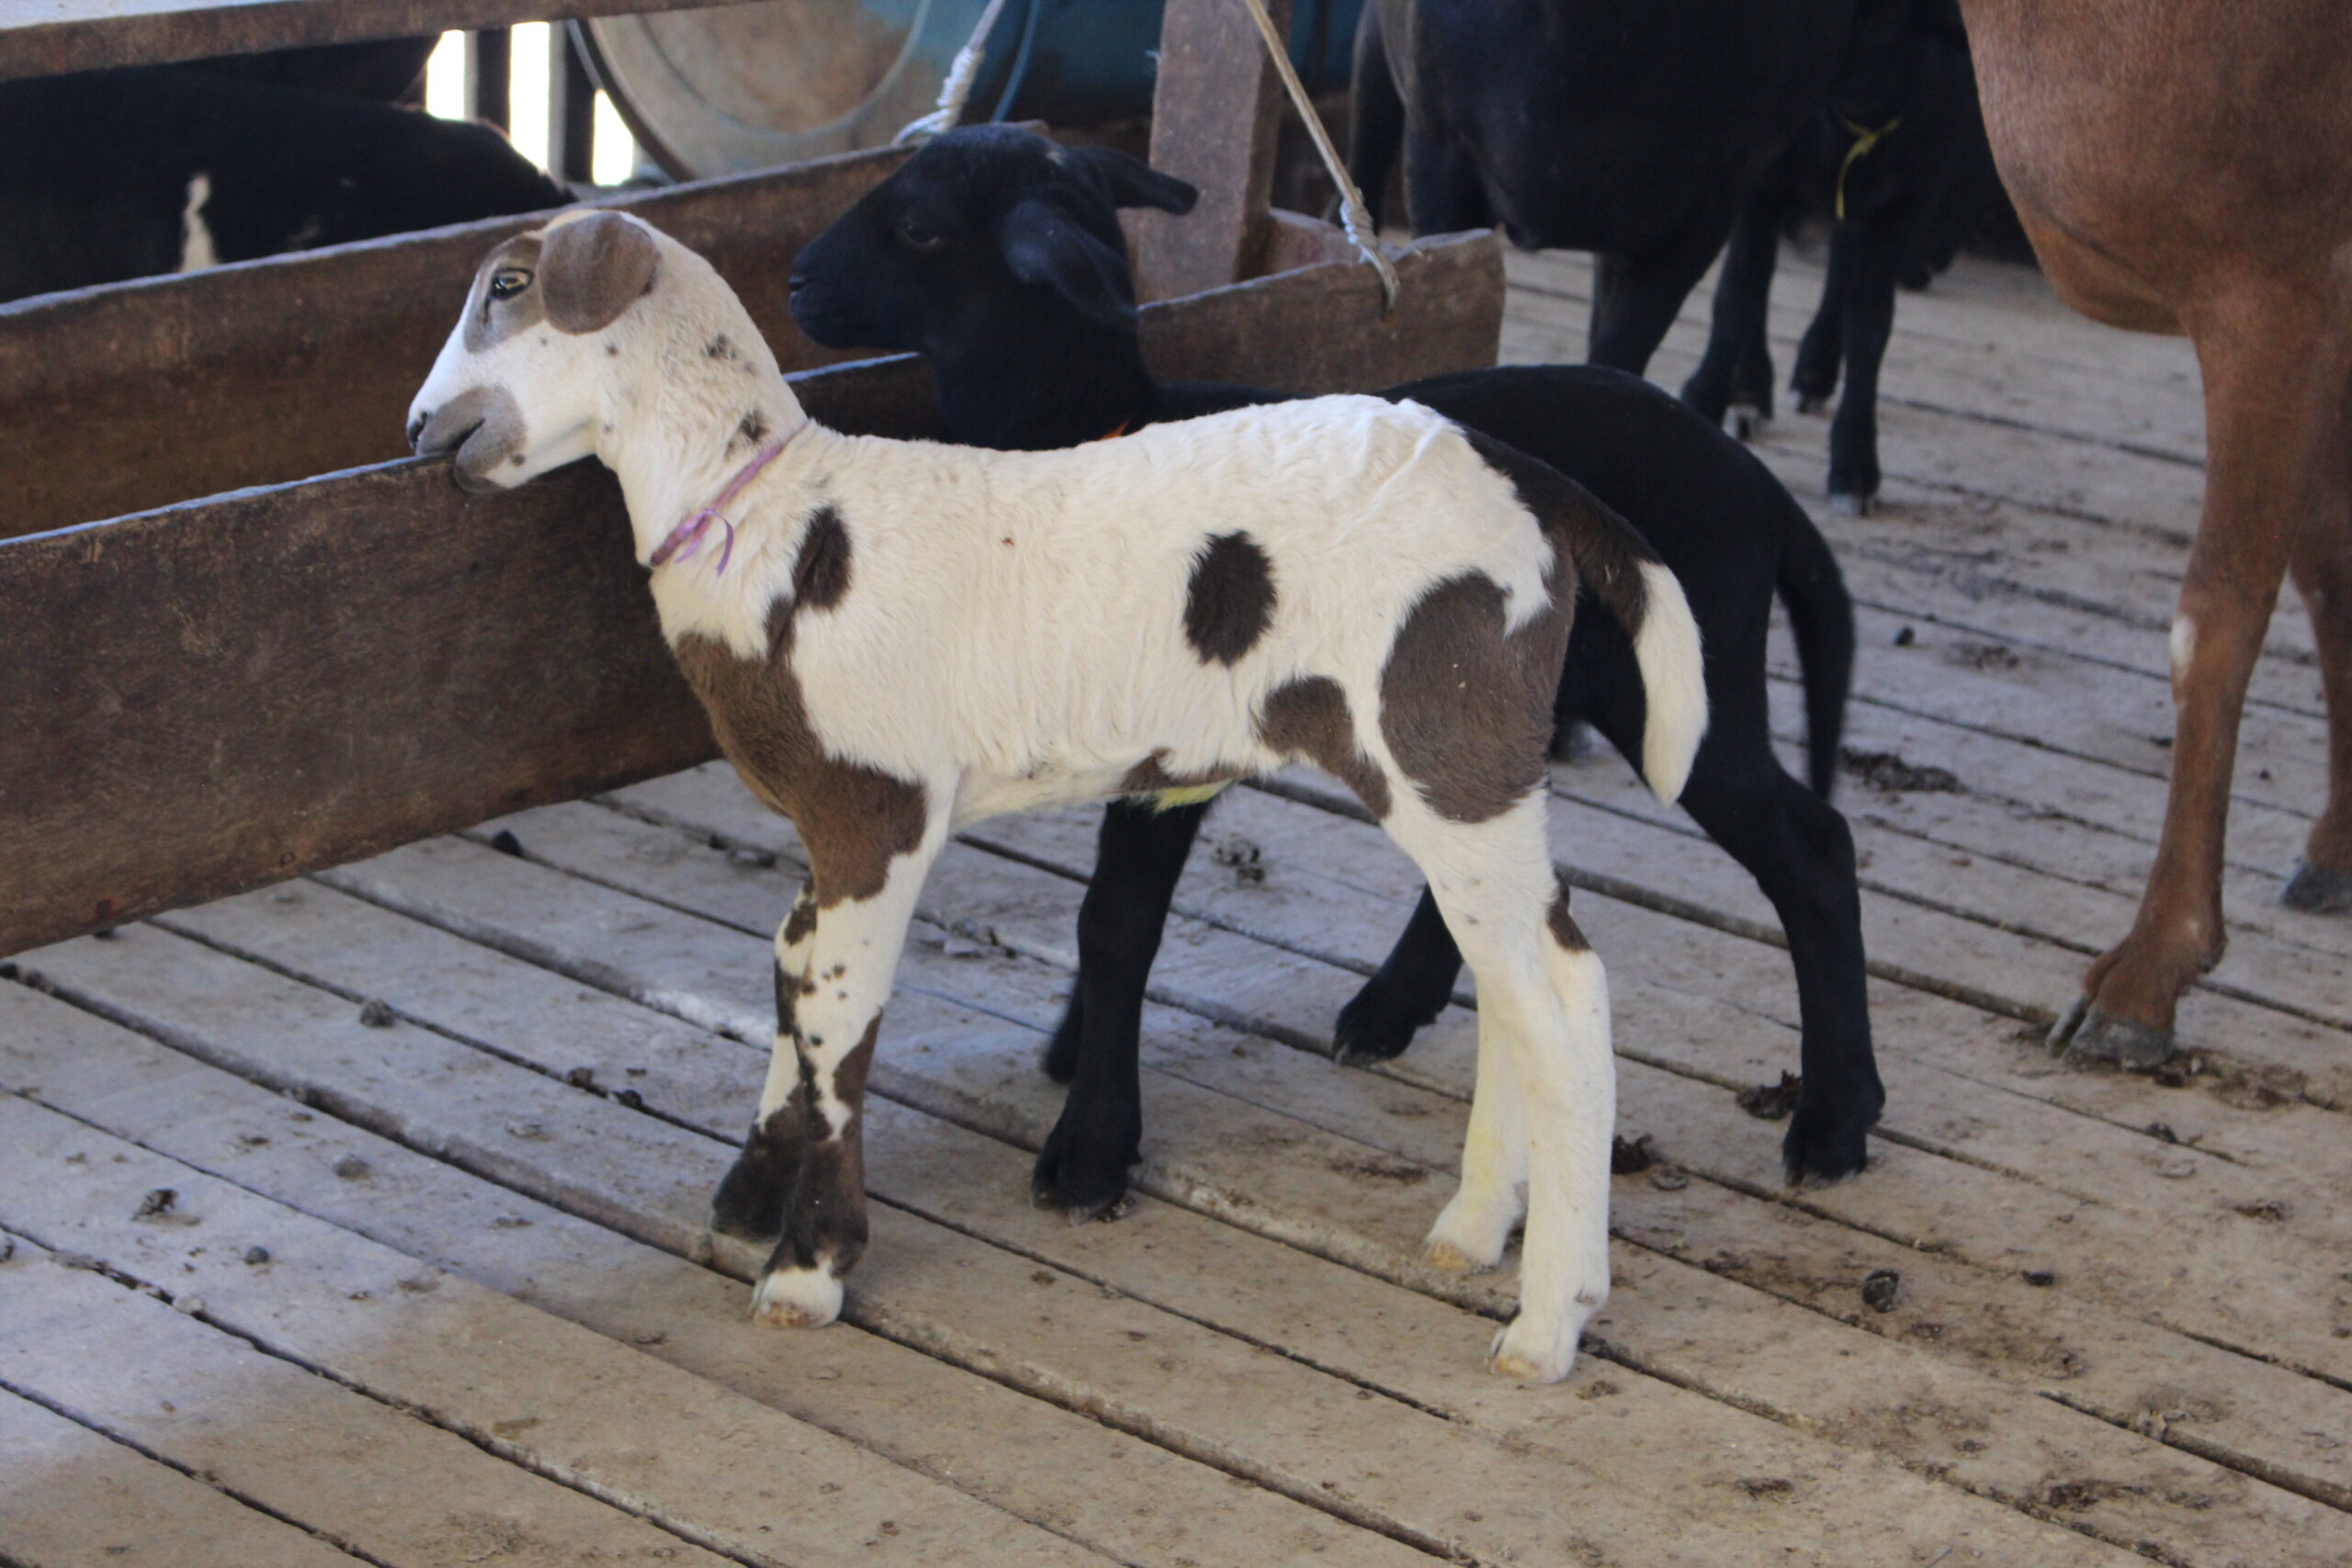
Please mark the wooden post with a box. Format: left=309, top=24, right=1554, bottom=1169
left=1132, top=0, right=1295, bottom=301
left=464, top=26, right=510, bottom=130
left=548, top=22, right=597, bottom=185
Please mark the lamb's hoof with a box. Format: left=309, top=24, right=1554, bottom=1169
left=1781, top=1089, right=1882, bottom=1186
left=1488, top=1311, right=1584, bottom=1384
left=2046, top=997, right=2177, bottom=1069
left=1828, top=490, right=1874, bottom=517
left=1424, top=1190, right=1515, bottom=1274
left=1425, top=1237, right=1493, bottom=1275
left=752, top=1265, right=843, bottom=1329
left=1330, top=987, right=1428, bottom=1066
left=1729, top=407, right=1764, bottom=442
left=1031, top=1121, right=1138, bottom=1223
left=1796, top=392, right=1831, bottom=415
left=2283, top=859, right=2352, bottom=914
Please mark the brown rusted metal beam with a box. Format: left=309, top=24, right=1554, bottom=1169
left=1133, top=0, right=1295, bottom=302
left=0, top=229, right=1500, bottom=960
left=0, top=142, right=911, bottom=544
left=0, top=0, right=771, bottom=84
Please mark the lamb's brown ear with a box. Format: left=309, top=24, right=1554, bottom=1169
left=541, top=211, right=661, bottom=333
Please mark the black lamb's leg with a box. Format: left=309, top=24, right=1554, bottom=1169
left=1673, top=738, right=1883, bottom=1183
left=1332, top=886, right=1464, bottom=1064
left=1035, top=795, right=1211, bottom=1219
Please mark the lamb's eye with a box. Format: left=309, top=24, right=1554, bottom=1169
left=897, top=220, right=946, bottom=253
left=489, top=267, right=533, bottom=299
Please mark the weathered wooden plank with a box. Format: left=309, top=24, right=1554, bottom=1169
left=240, top=808, right=2352, bottom=1558
left=0, top=230, right=1499, bottom=962
left=26, top=907, right=2152, bottom=1566
left=16, top=922, right=2071, bottom=1568
left=0, top=0, right=764, bottom=83
left=0, top=145, right=911, bottom=539
left=0, top=1096, right=1118, bottom=1568
left=1512, top=316, right=2213, bottom=542
left=0, top=1242, right=737, bottom=1568
left=548, top=769, right=2352, bottom=1529
left=1132, top=0, right=1292, bottom=300
left=0, top=1387, right=365, bottom=1568
left=0, top=984, right=1445, bottom=1568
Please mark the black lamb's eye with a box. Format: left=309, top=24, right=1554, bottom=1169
left=489, top=267, right=533, bottom=299
left=897, top=219, right=946, bottom=253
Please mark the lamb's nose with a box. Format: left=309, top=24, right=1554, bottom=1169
left=406, top=411, right=428, bottom=451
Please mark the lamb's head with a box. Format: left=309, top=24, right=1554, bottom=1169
left=787, top=123, right=1196, bottom=356
left=407, top=209, right=669, bottom=491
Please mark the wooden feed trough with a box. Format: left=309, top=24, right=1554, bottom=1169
left=0, top=0, right=1501, bottom=957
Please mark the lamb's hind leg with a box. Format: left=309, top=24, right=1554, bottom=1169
left=1384, top=792, right=1612, bottom=1383
left=751, top=807, right=949, bottom=1329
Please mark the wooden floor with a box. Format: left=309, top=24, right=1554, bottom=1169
left=6, top=241, right=2349, bottom=1568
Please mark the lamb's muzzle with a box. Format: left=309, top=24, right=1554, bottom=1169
left=412, top=209, right=1708, bottom=1383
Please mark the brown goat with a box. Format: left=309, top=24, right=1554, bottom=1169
left=1962, top=2, right=2352, bottom=1063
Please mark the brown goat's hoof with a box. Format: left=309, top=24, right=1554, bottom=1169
left=2282, top=859, right=2352, bottom=914
left=2047, top=997, right=2177, bottom=1069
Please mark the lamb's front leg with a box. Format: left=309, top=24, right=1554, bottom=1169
left=711, top=881, right=821, bottom=1244
left=750, top=816, right=948, bottom=1329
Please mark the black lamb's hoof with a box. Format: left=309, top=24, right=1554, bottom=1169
left=1795, top=391, right=1832, bottom=416
left=1827, top=488, right=1875, bottom=517
left=1781, top=1087, right=1882, bottom=1186
left=2282, top=859, right=2352, bottom=914
left=2046, top=997, right=2177, bottom=1070
left=710, top=1118, right=797, bottom=1242
left=1032, top=1116, right=1138, bottom=1224
left=1330, top=982, right=1439, bottom=1066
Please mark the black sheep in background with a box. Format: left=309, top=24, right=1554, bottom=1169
left=1346, top=0, right=1860, bottom=375
left=1682, top=0, right=1999, bottom=511
left=0, top=60, right=568, bottom=305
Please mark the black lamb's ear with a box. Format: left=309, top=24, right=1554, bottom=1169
left=1065, top=144, right=1199, bottom=216
left=999, top=196, right=1138, bottom=327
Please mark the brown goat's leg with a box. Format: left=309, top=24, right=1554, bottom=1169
left=750, top=806, right=948, bottom=1328
left=2286, top=478, right=2352, bottom=912
left=2054, top=298, right=2349, bottom=1065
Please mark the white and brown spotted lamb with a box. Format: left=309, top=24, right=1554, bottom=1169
left=407, top=209, right=1705, bottom=1382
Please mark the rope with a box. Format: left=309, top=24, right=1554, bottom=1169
left=896, top=0, right=1014, bottom=143
left=1233, top=0, right=1400, bottom=312
left=1834, top=114, right=1902, bottom=221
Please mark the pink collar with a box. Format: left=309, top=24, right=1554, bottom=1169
left=649, top=422, right=804, bottom=576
